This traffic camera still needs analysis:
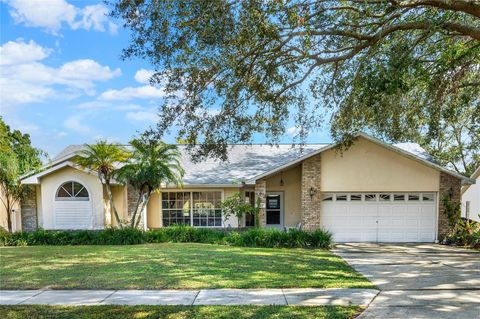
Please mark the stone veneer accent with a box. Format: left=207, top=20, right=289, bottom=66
left=21, top=185, right=38, bottom=232
left=301, top=154, right=322, bottom=231
left=126, top=183, right=146, bottom=230
left=255, top=179, right=266, bottom=227
left=438, top=172, right=461, bottom=240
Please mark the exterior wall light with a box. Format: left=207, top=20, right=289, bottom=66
left=309, top=187, right=317, bottom=199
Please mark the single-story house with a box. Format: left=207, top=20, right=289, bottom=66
left=461, top=166, right=480, bottom=222
left=18, top=133, right=473, bottom=242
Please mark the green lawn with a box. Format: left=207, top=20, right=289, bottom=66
left=0, top=243, right=373, bottom=289
left=0, top=305, right=363, bottom=319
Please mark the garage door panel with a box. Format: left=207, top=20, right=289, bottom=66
left=321, top=193, right=436, bottom=243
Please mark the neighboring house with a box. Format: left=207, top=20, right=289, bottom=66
left=19, top=133, right=473, bottom=243
left=461, top=166, right=480, bottom=222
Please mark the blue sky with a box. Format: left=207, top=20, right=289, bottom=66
left=0, top=0, right=331, bottom=159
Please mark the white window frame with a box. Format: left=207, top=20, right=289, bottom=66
left=55, top=181, right=90, bottom=201
left=161, top=190, right=224, bottom=228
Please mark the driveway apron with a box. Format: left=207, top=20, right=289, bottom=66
left=333, top=243, right=480, bottom=319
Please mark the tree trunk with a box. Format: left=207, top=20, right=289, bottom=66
left=105, top=180, right=122, bottom=229
left=5, top=196, right=12, bottom=233
left=130, top=188, right=143, bottom=228
left=134, top=192, right=151, bottom=229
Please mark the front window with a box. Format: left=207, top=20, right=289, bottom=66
left=56, top=181, right=89, bottom=201
left=162, top=191, right=222, bottom=227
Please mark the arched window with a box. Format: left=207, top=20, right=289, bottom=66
left=56, top=181, right=89, bottom=201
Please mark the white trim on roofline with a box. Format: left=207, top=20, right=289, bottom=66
left=20, top=161, right=122, bottom=185
left=252, top=132, right=474, bottom=184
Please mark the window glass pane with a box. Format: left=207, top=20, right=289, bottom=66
left=162, top=192, right=192, bottom=226
left=336, top=194, right=347, bottom=201
left=57, top=186, right=70, bottom=198
left=192, top=191, right=222, bottom=228
left=422, top=193, right=434, bottom=201
left=350, top=194, right=362, bottom=201
left=394, top=194, right=405, bottom=201
left=408, top=194, right=420, bottom=201
left=379, top=194, right=390, bottom=201
left=365, top=194, right=377, bottom=201
left=56, top=181, right=89, bottom=200
left=322, top=194, right=333, bottom=201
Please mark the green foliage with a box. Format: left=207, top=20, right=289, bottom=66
left=442, top=195, right=461, bottom=228
left=221, top=192, right=254, bottom=229
left=111, top=0, right=480, bottom=173
left=446, top=217, right=480, bottom=249
left=0, top=117, right=45, bottom=232
left=115, top=137, right=184, bottom=228
left=75, top=140, right=131, bottom=228
left=0, top=226, right=332, bottom=249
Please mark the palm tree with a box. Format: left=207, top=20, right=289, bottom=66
left=116, top=137, right=184, bottom=228
left=75, top=140, right=131, bottom=228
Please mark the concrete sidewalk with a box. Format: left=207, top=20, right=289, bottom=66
left=0, top=288, right=378, bottom=306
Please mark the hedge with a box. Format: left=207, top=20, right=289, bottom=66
left=0, top=226, right=332, bottom=249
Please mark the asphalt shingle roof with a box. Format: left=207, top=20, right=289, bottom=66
left=50, top=140, right=437, bottom=186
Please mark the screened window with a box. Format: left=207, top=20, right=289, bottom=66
left=56, top=181, right=89, bottom=201
left=162, top=191, right=222, bottom=227
left=322, top=194, right=334, bottom=201
left=422, top=193, right=434, bottom=201
left=161, top=192, right=191, bottom=226
left=193, top=191, right=222, bottom=227
left=379, top=194, right=391, bottom=201
left=408, top=194, right=420, bottom=201
left=350, top=194, right=362, bottom=201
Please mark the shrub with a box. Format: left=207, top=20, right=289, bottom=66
left=0, top=226, right=332, bottom=249
left=445, top=218, right=480, bottom=249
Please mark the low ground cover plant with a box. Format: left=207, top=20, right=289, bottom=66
left=0, top=226, right=332, bottom=249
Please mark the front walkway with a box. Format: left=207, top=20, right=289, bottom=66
left=333, top=243, right=480, bottom=319
left=0, top=288, right=378, bottom=306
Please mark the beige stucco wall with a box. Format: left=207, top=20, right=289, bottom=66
left=108, top=185, right=128, bottom=227
left=37, top=166, right=105, bottom=229
left=147, top=187, right=241, bottom=229
left=321, top=138, right=440, bottom=192
left=265, top=164, right=302, bottom=228
left=0, top=188, right=21, bottom=232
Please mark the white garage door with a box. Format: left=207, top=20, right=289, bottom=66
left=54, top=181, right=93, bottom=229
left=321, top=193, right=436, bottom=243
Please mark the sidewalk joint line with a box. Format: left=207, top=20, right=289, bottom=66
left=281, top=289, right=289, bottom=305
left=99, top=290, right=117, bottom=305
left=18, top=290, right=44, bottom=305
left=191, top=290, right=200, bottom=305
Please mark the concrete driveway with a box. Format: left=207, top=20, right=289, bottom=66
left=333, top=243, right=480, bottom=319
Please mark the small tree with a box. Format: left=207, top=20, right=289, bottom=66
left=0, top=117, right=45, bottom=232
left=221, top=192, right=254, bottom=229
left=116, top=137, right=184, bottom=228
left=75, top=140, right=131, bottom=228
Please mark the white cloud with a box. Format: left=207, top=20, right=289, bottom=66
left=4, top=0, right=117, bottom=35
left=63, top=115, right=93, bottom=134
left=286, top=126, right=300, bottom=136
left=0, top=39, right=51, bottom=65
left=0, top=39, right=121, bottom=107
left=126, top=110, right=158, bottom=123
left=134, top=69, right=155, bottom=84
left=99, top=85, right=166, bottom=101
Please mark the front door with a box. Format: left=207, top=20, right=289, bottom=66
left=266, top=192, right=284, bottom=229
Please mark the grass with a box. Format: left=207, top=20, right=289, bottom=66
left=0, top=243, right=372, bottom=289
left=0, top=305, right=363, bottom=319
